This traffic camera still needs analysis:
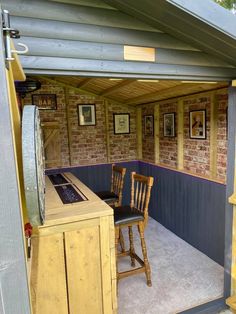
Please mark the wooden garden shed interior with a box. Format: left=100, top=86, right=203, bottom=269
left=1, top=0, right=236, bottom=313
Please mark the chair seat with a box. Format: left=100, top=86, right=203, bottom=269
left=114, top=205, right=144, bottom=225
left=96, top=190, right=119, bottom=203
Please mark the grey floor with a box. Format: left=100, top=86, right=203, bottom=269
left=118, top=218, right=224, bottom=314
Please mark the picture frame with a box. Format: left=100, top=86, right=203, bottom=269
left=144, top=115, right=154, bottom=136
left=113, top=113, right=130, bottom=134
left=32, top=94, right=57, bottom=110
left=78, top=104, right=96, bottom=126
left=163, top=113, right=175, bottom=137
left=189, top=109, right=206, bottom=139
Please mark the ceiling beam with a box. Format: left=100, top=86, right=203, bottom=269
left=76, top=77, right=94, bottom=88
left=100, top=79, right=136, bottom=96
left=38, top=76, right=124, bottom=106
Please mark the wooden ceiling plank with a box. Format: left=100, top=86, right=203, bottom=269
left=124, top=82, right=227, bottom=105
left=100, top=79, right=136, bottom=96
left=124, top=82, right=185, bottom=105
left=39, top=76, right=124, bottom=106
left=76, top=77, right=94, bottom=88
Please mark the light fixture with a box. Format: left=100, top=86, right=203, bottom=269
left=109, top=78, right=123, bottom=81
left=181, top=81, right=217, bottom=84
left=137, top=79, right=159, bottom=82
left=15, top=78, right=41, bottom=98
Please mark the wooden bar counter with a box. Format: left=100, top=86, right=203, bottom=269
left=30, top=173, right=117, bottom=314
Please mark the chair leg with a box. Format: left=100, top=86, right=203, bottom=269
left=128, top=226, right=135, bottom=267
left=119, top=229, right=125, bottom=253
left=138, top=222, right=152, bottom=287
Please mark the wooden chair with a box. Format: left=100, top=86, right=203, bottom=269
left=96, top=164, right=126, bottom=207
left=114, top=172, right=154, bottom=286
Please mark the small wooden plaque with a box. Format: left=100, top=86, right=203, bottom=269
left=124, top=45, right=155, bottom=62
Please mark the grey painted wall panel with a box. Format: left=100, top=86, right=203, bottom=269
left=139, top=162, right=225, bottom=266
left=2, top=0, right=159, bottom=31
left=104, top=0, right=236, bottom=66
left=0, top=9, right=31, bottom=314
left=224, top=87, right=236, bottom=297
left=17, top=36, right=232, bottom=68
left=19, top=55, right=236, bottom=80
left=10, top=18, right=196, bottom=50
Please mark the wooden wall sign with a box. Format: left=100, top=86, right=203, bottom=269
left=32, top=94, right=57, bottom=110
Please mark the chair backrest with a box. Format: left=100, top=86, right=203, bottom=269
left=130, top=172, right=154, bottom=227
left=111, top=164, right=126, bottom=206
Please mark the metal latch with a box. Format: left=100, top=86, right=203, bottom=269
left=2, top=9, right=28, bottom=63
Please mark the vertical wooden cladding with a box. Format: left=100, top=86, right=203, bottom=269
left=30, top=234, right=68, bottom=314
left=31, top=214, right=117, bottom=313
left=136, top=107, right=142, bottom=159
left=65, top=226, right=102, bottom=313
left=177, top=100, right=184, bottom=170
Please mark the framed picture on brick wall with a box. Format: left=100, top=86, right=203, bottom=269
left=144, top=115, right=154, bottom=136
left=32, top=94, right=57, bottom=110
left=189, top=109, right=206, bottom=139
left=113, top=113, right=130, bottom=134
left=78, top=104, right=96, bottom=126
left=163, top=113, right=175, bottom=137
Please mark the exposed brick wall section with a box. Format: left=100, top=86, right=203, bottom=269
left=217, top=94, right=228, bottom=182
left=68, top=90, right=107, bottom=165
left=159, top=102, right=178, bottom=167
left=24, top=78, right=137, bottom=168
left=109, top=103, right=136, bottom=162
left=142, top=104, right=155, bottom=163
left=183, top=97, right=211, bottom=177
left=24, top=79, right=70, bottom=168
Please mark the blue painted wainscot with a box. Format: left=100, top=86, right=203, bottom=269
left=46, top=160, right=226, bottom=266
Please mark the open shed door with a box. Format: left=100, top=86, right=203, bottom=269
left=0, top=9, right=31, bottom=314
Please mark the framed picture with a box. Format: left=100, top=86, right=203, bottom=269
left=189, top=110, right=206, bottom=139
left=163, top=113, right=175, bottom=137
left=78, top=104, right=96, bottom=126
left=32, top=94, right=57, bottom=110
left=113, top=113, right=130, bottom=134
left=144, top=115, right=154, bottom=136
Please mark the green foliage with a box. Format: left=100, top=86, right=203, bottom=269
left=214, top=0, right=236, bottom=9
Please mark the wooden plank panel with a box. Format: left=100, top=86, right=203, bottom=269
left=30, top=234, right=68, bottom=314
left=11, top=16, right=196, bottom=50
left=0, top=10, right=31, bottom=312
left=105, top=100, right=111, bottom=162
left=2, top=0, right=158, bottom=31
left=100, top=216, right=113, bottom=314
left=65, top=226, right=103, bottom=314
left=139, top=161, right=226, bottom=266
left=136, top=107, right=142, bottom=159
left=210, top=92, right=218, bottom=179
left=154, top=104, right=160, bottom=164
left=177, top=99, right=184, bottom=170
left=20, top=56, right=236, bottom=80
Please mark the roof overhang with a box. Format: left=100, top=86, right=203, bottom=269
left=104, top=0, right=236, bottom=66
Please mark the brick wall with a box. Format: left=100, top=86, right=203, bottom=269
left=24, top=78, right=136, bottom=168
left=183, top=97, right=211, bottom=177
left=141, top=93, right=228, bottom=183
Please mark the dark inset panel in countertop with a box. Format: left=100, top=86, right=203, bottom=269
left=55, top=184, right=87, bottom=204
left=48, top=174, right=68, bottom=185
